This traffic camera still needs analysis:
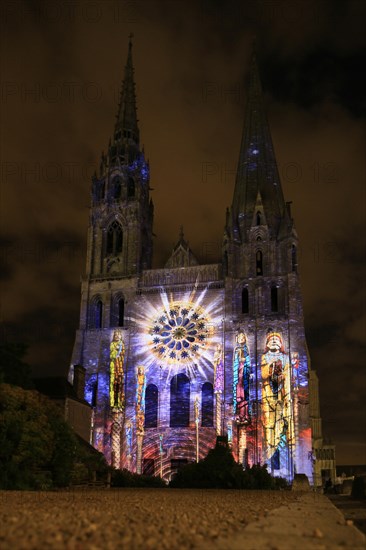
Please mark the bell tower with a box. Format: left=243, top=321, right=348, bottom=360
left=87, top=37, right=153, bottom=279
left=223, top=51, right=312, bottom=479
left=71, top=38, right=154, bottom=374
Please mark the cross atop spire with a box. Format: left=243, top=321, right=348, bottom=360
left=231, top=49, right=286, bottom=239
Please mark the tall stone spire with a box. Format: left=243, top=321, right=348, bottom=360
left=115, top=34, right=139, bottom=145
left=231, top=51, right=286, bottom=239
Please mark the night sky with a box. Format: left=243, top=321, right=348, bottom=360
left=1, top=0, right=365, bottom=465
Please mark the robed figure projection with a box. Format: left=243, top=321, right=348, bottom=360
left=261, top=330, right=293, bottom=469
left=233, top=331, right=251, bottom=425
left=136, top=366, right=146, bottom=435
left=109, top=331, right=125, bottom=409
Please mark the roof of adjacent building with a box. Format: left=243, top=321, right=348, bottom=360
left=33, top=376, right=90, bottom=406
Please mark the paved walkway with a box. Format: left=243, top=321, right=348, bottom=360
left=0, top=489, right=365, bottom=549
left=219, top=493, right=366, bottom=550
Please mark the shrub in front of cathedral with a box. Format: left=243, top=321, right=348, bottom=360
left=169, top=441, right=289, bottom=490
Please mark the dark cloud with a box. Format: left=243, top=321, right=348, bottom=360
left=260, top=49, right=366, bottom=117
left=1, top=305, right=80, bottom=376
left=1, top=0, right=365, bottom=464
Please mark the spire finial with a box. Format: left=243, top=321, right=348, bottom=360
left=179, top=225, right=184, bottom=241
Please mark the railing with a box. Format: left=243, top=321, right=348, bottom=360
left=139, top=264, right=223, bottom=288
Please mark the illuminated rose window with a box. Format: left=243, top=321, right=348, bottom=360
left=149, top=302, right=210, bottom=364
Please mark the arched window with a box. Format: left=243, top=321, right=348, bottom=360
left=256, top=211, right=261, bottom=225
left=256, top=250, right=263, bottom=276
left=127, top=177, right=135, bottom=198
left=170, top=374, right=190, bottom=427
left=271, top=448, right=280, bottom=470
left=145, top=384, right=158, bottom=428
left=242, top=288, right=249, bottom=314
left=110, top=296, right=125, bottom=327
left=113, top=176, right=122, bottom=200
left=106, top=221, right=123, bottom=256
left=271, top=287, right=278, bottom=312
left=291, top=244, right=297, bottom=272
left=85, top=373, right=98, bottom=407
left=201, top=382, right=214, bottom=427
left=95, top=300, right=103, bottom=328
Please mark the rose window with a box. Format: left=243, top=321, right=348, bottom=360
left=149, top=302, right=210, bottom=364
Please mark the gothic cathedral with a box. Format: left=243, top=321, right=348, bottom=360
left=69, top=39, right=316, bottom=483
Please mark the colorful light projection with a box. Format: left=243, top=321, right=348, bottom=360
left=111, top=411, right=123, bottom=468
left=111, top=286, right=223, bottom=474
left=149, top=301, right=210, bottom=363
left=105, top=285, right=304, bottom=479
left=194, top=396, right=200, bottom=462
left=109, top=330, right=126, bottom=467
left=131, top=285, right=224, bottom=383
left=227, top=422, right=233, bottom=447
left=232, top=331, right=253, bottom=466
left=230, top=328, right=300, bottom=475
left=213, top=343, right=224, bottom=393
left=136, top=366, right=146, bottom=435
left=136, top=366, right=146, bottom=474
left=233, top=331, right=252, bottom=425
left=291, top=352, right=300, bottom=389
left=109, top=330, right=125, bottom=410
left=260, top=330, right=294, bottom=471
left=213, top=343, right=224, bottom=435
left=125, top=421, right=133, bottom=470
left=85, top=373, right=98, bottom=406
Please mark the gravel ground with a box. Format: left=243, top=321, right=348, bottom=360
left=0, top=488, right=302, bottom=549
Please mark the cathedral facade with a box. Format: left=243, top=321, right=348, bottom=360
left=69, top=40, right=315, bottom=483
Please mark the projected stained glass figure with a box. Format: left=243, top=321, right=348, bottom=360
left=233, top=331, right=251, bottom=425
left=125, top=421, right=133, bottom=470
left=213, top=343, right=224, bottom=394
left=136, top=366, right=146, bottom=474
left=261, top=331, right=294, bottom=470
left=291, top=352, right=300, bottom=389
left=136, top=366, right=146, bottom=435
left=110, top=331, right=125, bottom=410
left=213, top=343, right=224, bottom=434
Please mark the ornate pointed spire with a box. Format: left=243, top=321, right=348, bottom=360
left=164, top=227, right=199, bottom=268
left=231, top=49, right=286, bottom=238
left=115, top=35, right=139, bottom=145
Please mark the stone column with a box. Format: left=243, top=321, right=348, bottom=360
left=111, top=411, right=123, bottom=468
left=238, top=427, right=246, bottom=465
left=194, top=396, right=200, bottom=462
left=136, top=433, right=144, bottom=474
left=215, top=393, right=222, bottom=435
